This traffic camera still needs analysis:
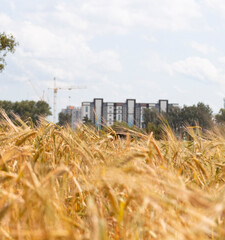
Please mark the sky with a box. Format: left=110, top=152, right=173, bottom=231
left=1, top=0, right=225, bottom=121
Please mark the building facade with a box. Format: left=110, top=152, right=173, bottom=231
left=60, top=106, right=82, bottom=129
left=81, top=98, right=178, bottom=129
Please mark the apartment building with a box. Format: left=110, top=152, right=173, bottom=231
left=60, top=106, right=82, bottom=128
left=81, top=98, right=178, bottom=129
left=71, top=107, right=82, bottom=128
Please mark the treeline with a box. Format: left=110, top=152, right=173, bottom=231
left=143, top=102, right=225, bottom=139
left=2, top=100, right=225, bottom=135
left=0, top=100, right=51, bottom=124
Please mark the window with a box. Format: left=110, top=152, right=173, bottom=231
left=118, top=115, right=121, bottom=121
left=85, top=106, right=88, bottom=112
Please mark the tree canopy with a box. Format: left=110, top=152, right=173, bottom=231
left=58, top=112, right=72, bottom=126
left=215, top=109, right=225, bottom=124
left=0, top=32, right=18, bottom=72
left=143, top=102, right=213, bottom=138
left=0, top=100, right=51, bottom=125
left=180, top=102, right=213, bottom=129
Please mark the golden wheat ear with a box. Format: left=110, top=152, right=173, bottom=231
left=0, top=118, right=225, bottom=239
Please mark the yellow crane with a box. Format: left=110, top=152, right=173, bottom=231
left=48, top=77, right=87, bottom=123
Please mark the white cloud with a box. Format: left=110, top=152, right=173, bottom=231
left=173, top=85, right=186, bottom=93
left=46, top=0, right=202, bottom=35
left=0, top=10, right=122, bottom=87
left=216, top=91, right=225, bottom=98
left=1, top=0, right=225, bottom=116
left=190, top=41, right=216, bottom=54
left=141, top=52, right=172, bottom=74
left=170, top=57, right=225, bottom=86
left=205, top=0, right=225, bottom=16
left=99, top=0, right=200, bottom=31
left=0, top=0, right=204, bottom=89
left=218, top=56, right=225, bottom=64
left=142, top=54, right=225, bottom=89
left=0, top=13, right=13, bottom=29
left=141, top=35, right=157, bottom=42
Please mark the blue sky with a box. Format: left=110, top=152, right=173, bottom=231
left=1, top=0, right=225, bottom=121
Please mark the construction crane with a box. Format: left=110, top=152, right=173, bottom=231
left=48, top=77, right=87, bottom=123
left=28, top=79, right=45, bottom=101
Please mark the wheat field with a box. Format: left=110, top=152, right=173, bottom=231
left=0, top=112, right=225, bottom=239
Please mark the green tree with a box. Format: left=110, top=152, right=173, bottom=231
left=143, top=108, right=163, bottom=138
left=166, top=106, right=182, bottom=133
left=0, top=32, right=18, bottom=72
left=146, top=122, right=162, bottom=140
left=33, top=101, right=51, bottom=122
left=215, top=109, right=225, bottom=124
left=58, top=112, right=71, bottom=126
left=82, top=116, right=93, bottom=126
left=0, top=100, right=51, bottom=124
left=13, top=100, right=51, bottom=124
left=143, top=102, right=213, bottom=138
left=143, top=108, right=160, bottom=129
left=180, top=102, right=213, bottom=129
left=0, top=101, right=14, bottom=115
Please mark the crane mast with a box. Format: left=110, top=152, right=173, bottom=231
left=49, top=77, right=87, bottom=123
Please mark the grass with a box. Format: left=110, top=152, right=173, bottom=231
left=0, top=113, right=225, bottom=239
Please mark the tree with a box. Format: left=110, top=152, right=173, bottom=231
left=0, top=100, right=51, bottom=124
left=146, top=122, right=162, bottom=139
left=143, top=108, right=163, bottom=138
left=0, top=32, right=18, bottom=72
left=143, top=108, right=160, bottom=129
left=13, top=100, right=51, bottom=124
left=166, top=106, right=182, bottom=131
left=32, top=101, right=51, bottom=123
left=58, top=112, right=71, bottom=126
left=0, top=101, right=14, bottom=115
left=215, top=109, right=225, bottom=124
left=180, top=102, right=213, bottom=129
left=143, top=102, right=213, bottom=138
left=82, top=116, right=93, bottom=126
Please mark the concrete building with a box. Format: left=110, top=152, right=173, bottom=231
left=60, top=106, right=82, bottom=129
left=71, top=107, right=82, bottom=128
left=81, top=98, right=178, bottom=129
left=59, top=99, right=179, bottom=129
